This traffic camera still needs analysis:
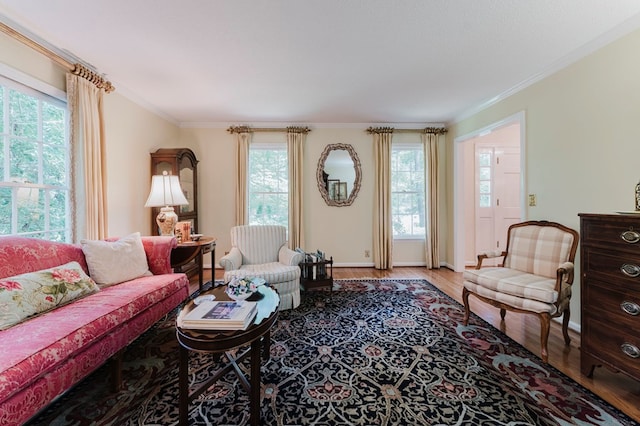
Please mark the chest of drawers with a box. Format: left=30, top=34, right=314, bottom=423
left=579, top=213, right=640, bottom=381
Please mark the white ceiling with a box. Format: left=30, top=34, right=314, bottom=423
left=2, top=1, right=640, bottom=126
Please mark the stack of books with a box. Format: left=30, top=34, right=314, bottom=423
left=179, top=300, right=258, bottom=331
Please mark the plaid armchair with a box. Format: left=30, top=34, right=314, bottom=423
left=462, top=220, right=579, bottom=363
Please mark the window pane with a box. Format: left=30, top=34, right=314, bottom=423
left=43, top=144, right=66, bottom=186
left=0, top=187, right=11, bottom=234
left=10, top=138, right=38, bottom=183
left=42, top=101, right=65, bottom=147
left=479, top=152, right=491, bottom=167
left=17, top=188, right=44, bottom=234
left=10, top=90, right=38, bottom=138
left=479, top=167, right=491, bottom=180
left=479, top=181, right=491, bottom=194
left=479, top=194, right=491, bottom=208
left=49, top=189, right=67, bottom=232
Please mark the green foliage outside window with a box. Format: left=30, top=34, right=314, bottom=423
left=248, top=146, right=288, bottom=227
left=391, top=146, right=426, bottom=237
left=0, top=81, right=69, bottom=241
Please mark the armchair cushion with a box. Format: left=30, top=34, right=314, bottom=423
left=463, top=267, right=560, bottom=304
left=503, top=225, right=576, bottom=278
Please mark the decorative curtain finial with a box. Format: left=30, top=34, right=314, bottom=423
left=227, top=125, right=252, bottom=134
left=71, top=63, right=115, bottom=93
left=366, top=126, right=394, bottom=134
left=286, top=126, right=311, bottom=134
left=423, top=127, right=448, bottom=135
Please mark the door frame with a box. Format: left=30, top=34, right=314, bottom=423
left=452, top=111, right=527, bottom=272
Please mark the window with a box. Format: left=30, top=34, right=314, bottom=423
left=0, top=77, right=69, bottom=242
left=477, top=149, right=492, bottom=208
left=391, top=144, right=425, bottom=238
left=248, top=143, right=288, bottom=227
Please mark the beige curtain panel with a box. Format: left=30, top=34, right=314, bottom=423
left=372, top=130, right=393, bottom=270
left=422, top=132, right=441, bottom=269
left=67, top=73, right=108, bottom=242
left=287, top=128, right=305, bottom=249
left=235, top=132, right=250, bottom=226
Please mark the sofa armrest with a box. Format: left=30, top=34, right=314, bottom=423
left=219, top=247, right=243, bottom=271
left=475, top=250, right=507, bottom=269
left=279, top=246, right=303, bottom=266
left=141, top=236, right=178, bottom=275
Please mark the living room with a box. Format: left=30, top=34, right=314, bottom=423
left=2, top=2, right=640, bottom=425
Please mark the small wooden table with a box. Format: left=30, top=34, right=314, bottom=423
left=171, top=237, right=216, bottom=290
left=176, top=284, right=279, bottom=426
left=300, top=257, right=334, bottom=300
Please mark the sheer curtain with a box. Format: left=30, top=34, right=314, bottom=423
left=287, top=127, right=306, bottom=249
left=234, top=131, right=251, bottom=226
left=422, top=131, right=442, bottom=269
left=67, top=73, right=107, bottom=241
left=372, top=129, right=393, bottom=269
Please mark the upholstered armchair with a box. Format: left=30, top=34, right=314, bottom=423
left=462, top=220, right=579, bottom=363
left=219, top=225, right=304, bottom=310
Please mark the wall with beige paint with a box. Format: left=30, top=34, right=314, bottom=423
left=179, top=126, right=447, bottom=268
left=103, top=94, right=180, bottom=236
left=448, top=27, right=640, bottom=326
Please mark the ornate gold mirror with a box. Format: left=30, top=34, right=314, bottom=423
left=316, top=143, right=361, bottom=207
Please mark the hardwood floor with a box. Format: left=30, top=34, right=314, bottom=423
left=198, top=266, right=640, bottom=422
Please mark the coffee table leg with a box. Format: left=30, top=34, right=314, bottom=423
left=250, top=339, right=261, bottom=426
left=263, top=331, right=271, bottom=360
left=179, top=345, right=189, bottom=426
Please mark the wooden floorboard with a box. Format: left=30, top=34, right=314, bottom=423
left=199, top=266, right=640, bottom=422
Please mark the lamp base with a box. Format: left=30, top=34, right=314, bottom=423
left=156, top=206, right=179, bottom=236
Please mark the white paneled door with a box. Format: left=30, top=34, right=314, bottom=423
left=475, top=142, right=521, bottom=265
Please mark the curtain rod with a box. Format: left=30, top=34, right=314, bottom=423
left=0, top=21, right=115, bottom=93
left=227, top=125, right=311, bottom=134
left=367, top=126, right=448, bottom=135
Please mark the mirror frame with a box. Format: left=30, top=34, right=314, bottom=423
left=316, top=143, right=362, bottom=207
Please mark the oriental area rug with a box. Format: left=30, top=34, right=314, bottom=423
left=28, top=279, right=638, bottom=426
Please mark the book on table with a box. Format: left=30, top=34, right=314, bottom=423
left=180, top=301, right=258, bottom=330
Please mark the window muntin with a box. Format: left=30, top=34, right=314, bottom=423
left=248, top=143, right=288, bottom=227
left=0, top=77, right=69, bottom=242
left=391, top=144, right=425, bottom=238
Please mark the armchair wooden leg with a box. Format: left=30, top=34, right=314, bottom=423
left=462, top=287, right=471, bottom=325
left=499, top=309, right=506, bottom=320
left=562, top=307, right=571, bottom=346
left=539, top=313, right=551, bottom=363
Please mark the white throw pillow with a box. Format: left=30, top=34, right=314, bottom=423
left=81, top=232, right=152, bottom=287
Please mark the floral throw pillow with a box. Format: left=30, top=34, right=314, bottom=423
left=0, top=261, right=100, bottom=330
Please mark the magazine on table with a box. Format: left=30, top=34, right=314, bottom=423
left=180, top=300, right=258, bottom=330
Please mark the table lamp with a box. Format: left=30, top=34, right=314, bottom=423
left=145, top=171, right=189, bottom=236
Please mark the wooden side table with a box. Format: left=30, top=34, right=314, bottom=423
left=176, top=284, right=279, bottom=426
left=171, top=237, right=216, bottom=290
left=300, top=256, right=334, bottom=299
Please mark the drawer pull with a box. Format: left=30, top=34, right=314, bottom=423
left=620, top=263, right=640, bottom=278
left=621, top=230, right=640, bottom=244
left=621, top=343, right=640, bottom=359
left=621, top=301, right=640, bottom=316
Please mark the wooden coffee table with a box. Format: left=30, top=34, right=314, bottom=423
left=176, top=284, right=279, bottom=426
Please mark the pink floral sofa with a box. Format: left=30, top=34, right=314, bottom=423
left=0, top=236, right=190, bottom=425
